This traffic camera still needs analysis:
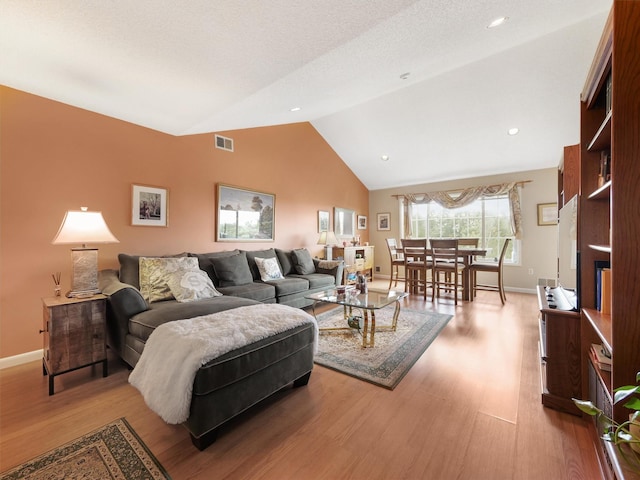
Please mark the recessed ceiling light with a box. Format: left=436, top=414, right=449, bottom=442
left=381, top=155, right=389, bottom=161
left=487, top=17, right=508, bottom=29
left=399, top=72, right=410, bottom=80
left=290, top=107, right=301, bottom=112
left=508, top=127, right=519, bottom=136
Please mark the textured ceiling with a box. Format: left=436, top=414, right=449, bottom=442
left=0, top=0, right=611, bottom=189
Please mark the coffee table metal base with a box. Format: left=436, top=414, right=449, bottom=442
left=311, top=299, right=402, bottom=348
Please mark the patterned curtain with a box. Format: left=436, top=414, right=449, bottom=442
left=401, top=182, right=523, bottom=239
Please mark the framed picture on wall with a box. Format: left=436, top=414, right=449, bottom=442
left=131, top=184, right=168, bottom=227
left=217, top=184, right=275, bottom=241
left=357, top=215, right=367, bottom=230
left=377, top=212, right=390, bottom=231
left=537, top=203, right=557, bottom=226
left=318, top=210, right=329, bottom=233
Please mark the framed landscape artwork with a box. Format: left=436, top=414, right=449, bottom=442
left=131, top=184, right=168, bottom=227
left=217, top=184, right=275, bottom=241
left=377, top=212, right=390, bottom=231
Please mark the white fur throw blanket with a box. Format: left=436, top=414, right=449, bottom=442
left=129, top=304, right=318, bottom=424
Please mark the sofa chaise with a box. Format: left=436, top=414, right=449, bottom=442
left=99, top=247, right=342, bottom=449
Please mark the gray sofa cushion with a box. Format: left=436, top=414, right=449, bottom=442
left=129, top=296, right=259, bottom=341
left=288, top=272, right=336, bottom=289
left=193, top=250, right=240, bottom=286
left=211, top=251, right=253, bottom=287
left=217, top=282, right=276, bottom=303
left=291, top=248, right=315, bottom=275
left=275, top=249, right=295, bottom=276
left=266, top=277, right=309, bottom=296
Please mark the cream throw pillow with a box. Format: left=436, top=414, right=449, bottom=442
left=254, top=256, right=284, bottom=281
left=139, top=256, right=200, bottom=303
left=167, top=270, right=222, bottom=303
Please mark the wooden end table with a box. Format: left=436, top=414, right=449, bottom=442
left=41, top=294, right=108, bottom=395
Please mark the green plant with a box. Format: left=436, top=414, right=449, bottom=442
left=573, top=372, right=640, bottom=472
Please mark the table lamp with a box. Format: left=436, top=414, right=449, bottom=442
left=51, top=207, right=119, bottom=297
left=317, top=231, right=339, bottom=260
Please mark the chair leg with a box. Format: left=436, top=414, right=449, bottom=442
left=498, top=270, right=506, bottom=304
left=453, top=270, right=458, bottom=305
left=388, top=267, right=394, bottom=290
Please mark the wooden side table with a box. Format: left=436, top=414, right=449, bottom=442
left=41, top=294, right=107, bottom=395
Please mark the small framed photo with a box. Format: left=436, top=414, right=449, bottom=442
left=318, top=210, right=329, bottom=233
left=132, top=184, right=168, bottom=227
left=537, top=203, right=557, bottom=226
left=377, top=212, right=390, bottom=231
left=357, top=215, right=367, bottom=230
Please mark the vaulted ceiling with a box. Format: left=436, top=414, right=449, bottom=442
left=0, top=0, right=611, bottom=189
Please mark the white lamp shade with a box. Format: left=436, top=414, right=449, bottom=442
left=52, top=210, right=119, bottom=245
left=317, top=231, right=339, bottom=246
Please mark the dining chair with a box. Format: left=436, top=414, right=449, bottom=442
left=402, top=238, right=430, bottom=300
left=470, top=238, right=511, bottom=304
left=430, top=238, right=464, bottom=305
left=457, top=238, right=479, bottom=248
left=385, top=238, right=405, bottom=290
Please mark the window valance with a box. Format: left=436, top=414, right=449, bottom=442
left=394, top=181, right=525, bottom=239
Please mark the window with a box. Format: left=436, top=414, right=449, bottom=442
left=402, top=194, right=518, bottom=264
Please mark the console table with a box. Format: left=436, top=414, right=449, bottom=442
left=332, top=245, right=374, bottom=284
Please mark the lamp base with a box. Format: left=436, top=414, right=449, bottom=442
left=69, top=248, right=100, bottom=297
left=325, top=246, right=333, bottom=261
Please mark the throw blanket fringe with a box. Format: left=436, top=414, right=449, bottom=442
left=129, top=304, right=318, bottom=424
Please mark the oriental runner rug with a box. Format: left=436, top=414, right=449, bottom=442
left=314, top=307, right=452, bottom=389
left=0, top=418, right=170, bottom=480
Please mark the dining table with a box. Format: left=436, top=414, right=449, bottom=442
left=457, top=247, right=487, bottom=301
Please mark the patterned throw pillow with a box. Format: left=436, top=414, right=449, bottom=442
left=167, top=270, right=222, bottom=303
left=254, top=256, right=284, bottom=282
left=139, top=256, right=200, bottom=303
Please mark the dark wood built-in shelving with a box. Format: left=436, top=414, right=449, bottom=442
left=576, top=2, right=640, bottom=478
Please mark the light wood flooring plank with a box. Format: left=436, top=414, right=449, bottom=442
left=0, top=283, right=603, bottom=479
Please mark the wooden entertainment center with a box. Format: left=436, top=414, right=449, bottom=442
left=546, top=3, right=640, bottom=478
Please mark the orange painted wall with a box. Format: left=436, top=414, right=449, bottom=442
left=0, top=86, right=369, bottom=359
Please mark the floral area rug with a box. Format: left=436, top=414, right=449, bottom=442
left=0, top=418, right=170, bottom=480
left=314, top=306, right=452, bottom=389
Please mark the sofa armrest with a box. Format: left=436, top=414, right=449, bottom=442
left=313, top=259, right=344, bottom=285
left=98, top=269, right=148, bottom=358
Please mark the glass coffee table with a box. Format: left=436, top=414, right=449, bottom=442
left=306, top=288, right=408, bottom=348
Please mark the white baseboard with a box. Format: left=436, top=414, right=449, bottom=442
left=0, top=349, right=42, bottom=370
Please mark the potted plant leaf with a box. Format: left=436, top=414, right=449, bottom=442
left=573, top=371, right=640, bottom=473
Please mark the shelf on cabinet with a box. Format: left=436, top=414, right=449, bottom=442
left=583, top=308, right=612, bottom=353
left=588, top=110, right=612, bottom=151
left=588, top=180, right=611, bottom=200
left=589, top=244, right=611, bottom=253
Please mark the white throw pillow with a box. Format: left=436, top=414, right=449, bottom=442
left=255, top=256, right=284, bottom=281
left=167, top=270, right=222, bottom=303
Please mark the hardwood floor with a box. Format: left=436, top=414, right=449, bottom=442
left=0, top=282, right=604, bottom=479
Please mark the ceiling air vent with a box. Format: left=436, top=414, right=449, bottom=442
left=215, top=134, right=234, bottom=152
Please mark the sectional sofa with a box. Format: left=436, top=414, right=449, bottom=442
left=99, top=247, right=342, bottom=449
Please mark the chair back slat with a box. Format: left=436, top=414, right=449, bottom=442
left=430, top=238, right=460, bottom=264
left=386, top=238, right=404, bottom=260
left=401, top=238, right=428, bottom=262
